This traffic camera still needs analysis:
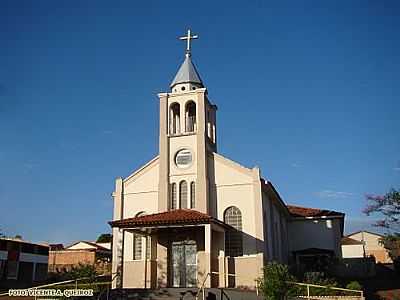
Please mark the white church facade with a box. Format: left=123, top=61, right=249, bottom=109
left=109, top=30, right=345, bottom=290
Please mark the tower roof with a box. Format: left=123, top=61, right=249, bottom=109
left=170, top=55, right=203, bottom=88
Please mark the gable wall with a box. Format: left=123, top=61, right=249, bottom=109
left=123, top=161, right=159, bottom=218
left=348, top=232, right=383, bottom=251
left=67, top=242, right=95, bottom=250
left=212, top=154, right=264, bottom=256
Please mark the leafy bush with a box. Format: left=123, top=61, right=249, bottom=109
left=303, top=272, right=338, bottom=296
left=66, top=263, right=98, bottom=281
left=258, top=262, right=299, bottom=300
left=346, top=281, right=362, bottom=290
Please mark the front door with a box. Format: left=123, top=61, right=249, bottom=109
left=171, top=240, right=197, bottom=287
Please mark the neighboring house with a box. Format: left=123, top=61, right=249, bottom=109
left=346, top=231, right=392, bottom=263
left=48, top=241, right=111, bottom=274
left=109, top=31, right=346, bottom=290
left=0, top=237, right=48, bottom=288
left=341, top=236, right=364, bottom=258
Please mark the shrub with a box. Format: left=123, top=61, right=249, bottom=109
left=303, top=272, right=338, bottom=296
left=66, top=263, right=98, bottom=281
left=346, top=281, right=362, bottom=291
left=258, top=262, right=299, bottom=300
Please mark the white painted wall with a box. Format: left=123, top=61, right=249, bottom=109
left=341, top=244, right=364, bottom=258
left=123, top=160, right=159, bottom=218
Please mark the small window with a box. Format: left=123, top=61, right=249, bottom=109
left=133, top=212, right=146, bottom=260
left=146, top=236, right=151, bottom=259
left=185, top=101, right=196, bottom=132
left=171, top=183, right=177, bottom=209
left=7, top=261, right=18, bottom=279
left=133, top=234, right=142, bottom=260
left=179, top=181, right=188, bottom=209
left=190, top=182, right=196, bottom=209
left=181, top=86, right=186, bottom=91
left=169, top=103, right=180, bottom=135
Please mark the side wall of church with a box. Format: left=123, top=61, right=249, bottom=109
left=111, top=158, right=159, bottom=288
left=261, top=191, right=289, bottom=264
left=211, top=153, right=265, bottom=286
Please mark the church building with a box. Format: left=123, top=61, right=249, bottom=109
left=109, top=30, right=345, bottom=290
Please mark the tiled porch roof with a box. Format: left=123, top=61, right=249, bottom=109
left=287, top=204, right=344, bottom=218
left=109, top=209, right=224, bottom=228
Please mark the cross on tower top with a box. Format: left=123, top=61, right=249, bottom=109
left=179, top=29, right=198, bottom=57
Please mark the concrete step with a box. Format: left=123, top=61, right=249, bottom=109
left=100, top=288, right=263, bottom=300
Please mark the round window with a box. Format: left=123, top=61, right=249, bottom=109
left=175, top=149, right=193, bottom=168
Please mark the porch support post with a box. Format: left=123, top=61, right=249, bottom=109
left=204, top=224, right=211, bottom=288
left=218, top=230, right=226, bottom=288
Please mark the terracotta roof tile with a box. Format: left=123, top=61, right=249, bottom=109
left=287, top=205, right=344, bottom=218
left=109, top=209, right=215, bottom=228
left=341, top=236, right=364, bottom=245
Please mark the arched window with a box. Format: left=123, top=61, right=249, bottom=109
left=179, top=181, right=188, bottom=208
left=170, top=103, right=180, bottom=134
left=171, top=183, right=177, bottom=209
left=190, top=181, right=195, bottom=209
left=133, top=212, right=151, bottom=260
left=133, top=212, right=145, bottom=260
left=224, top=206, right=243, bottom=257
left=185, top=101, right=196, bottom=132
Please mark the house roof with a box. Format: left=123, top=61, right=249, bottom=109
left=346, top=230, right=384, bottom=238
left=49, top=243, right=64, bottom=251
left=109, top=209, right=225, bottom=228
left=65, top=241, right=111, bottom=251
left=341, top=236, right=364, bottom=245
left=292, top=248, right=335, bottom=255
left=0, top=237, right=49, bottom=248
left=170, top=55, right=203, bottom=88
left=287, top=204, right=344, bottom=218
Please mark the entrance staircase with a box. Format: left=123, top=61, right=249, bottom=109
left=100, top=288, right=263, bottom=300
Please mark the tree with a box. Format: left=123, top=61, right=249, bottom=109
left=96, top=233, right=112, bottom=243
left=258, top=262, right=299, bottom=300
left=363, top=188, right=400, bottom=260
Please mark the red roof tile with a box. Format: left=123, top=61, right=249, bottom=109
left=341, top=236, right=364, bottom=245
left=287, top=205, right=344, bottom=218
left=109, top=209, right=217, bottom=228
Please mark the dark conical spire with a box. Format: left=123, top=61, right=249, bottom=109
left=170, top=55, right=203, bottom=88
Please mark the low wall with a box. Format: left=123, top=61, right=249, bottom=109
left=331, top=257, right=375, bottom=279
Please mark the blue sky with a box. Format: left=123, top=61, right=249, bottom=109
left=0, top=1, right=399, bottom=244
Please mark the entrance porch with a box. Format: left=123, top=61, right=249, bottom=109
left=109, top=209, right=228, bottom=289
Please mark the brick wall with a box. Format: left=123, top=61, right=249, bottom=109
left=48, top=250, right=95, bottom=272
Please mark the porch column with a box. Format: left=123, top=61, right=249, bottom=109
left=203, top=224, right=211, bottom=287
left=218, top=230, right=226, bottom=288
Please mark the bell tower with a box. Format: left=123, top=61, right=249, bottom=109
left=158, top=30, right=217, bottom=215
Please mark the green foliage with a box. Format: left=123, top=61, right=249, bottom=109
left=96, top=233, right=112, bottom=243
left=65, top=263, right=98, bottom=281
left=258, top=262, right=299, bottom=300
left=346, top=281, right=362, bottom=290
left=303, top=272, right=338, bottom=296
left=364, top=188, right=400, bottom=234
left=379, top=234, right=400, bottom=260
